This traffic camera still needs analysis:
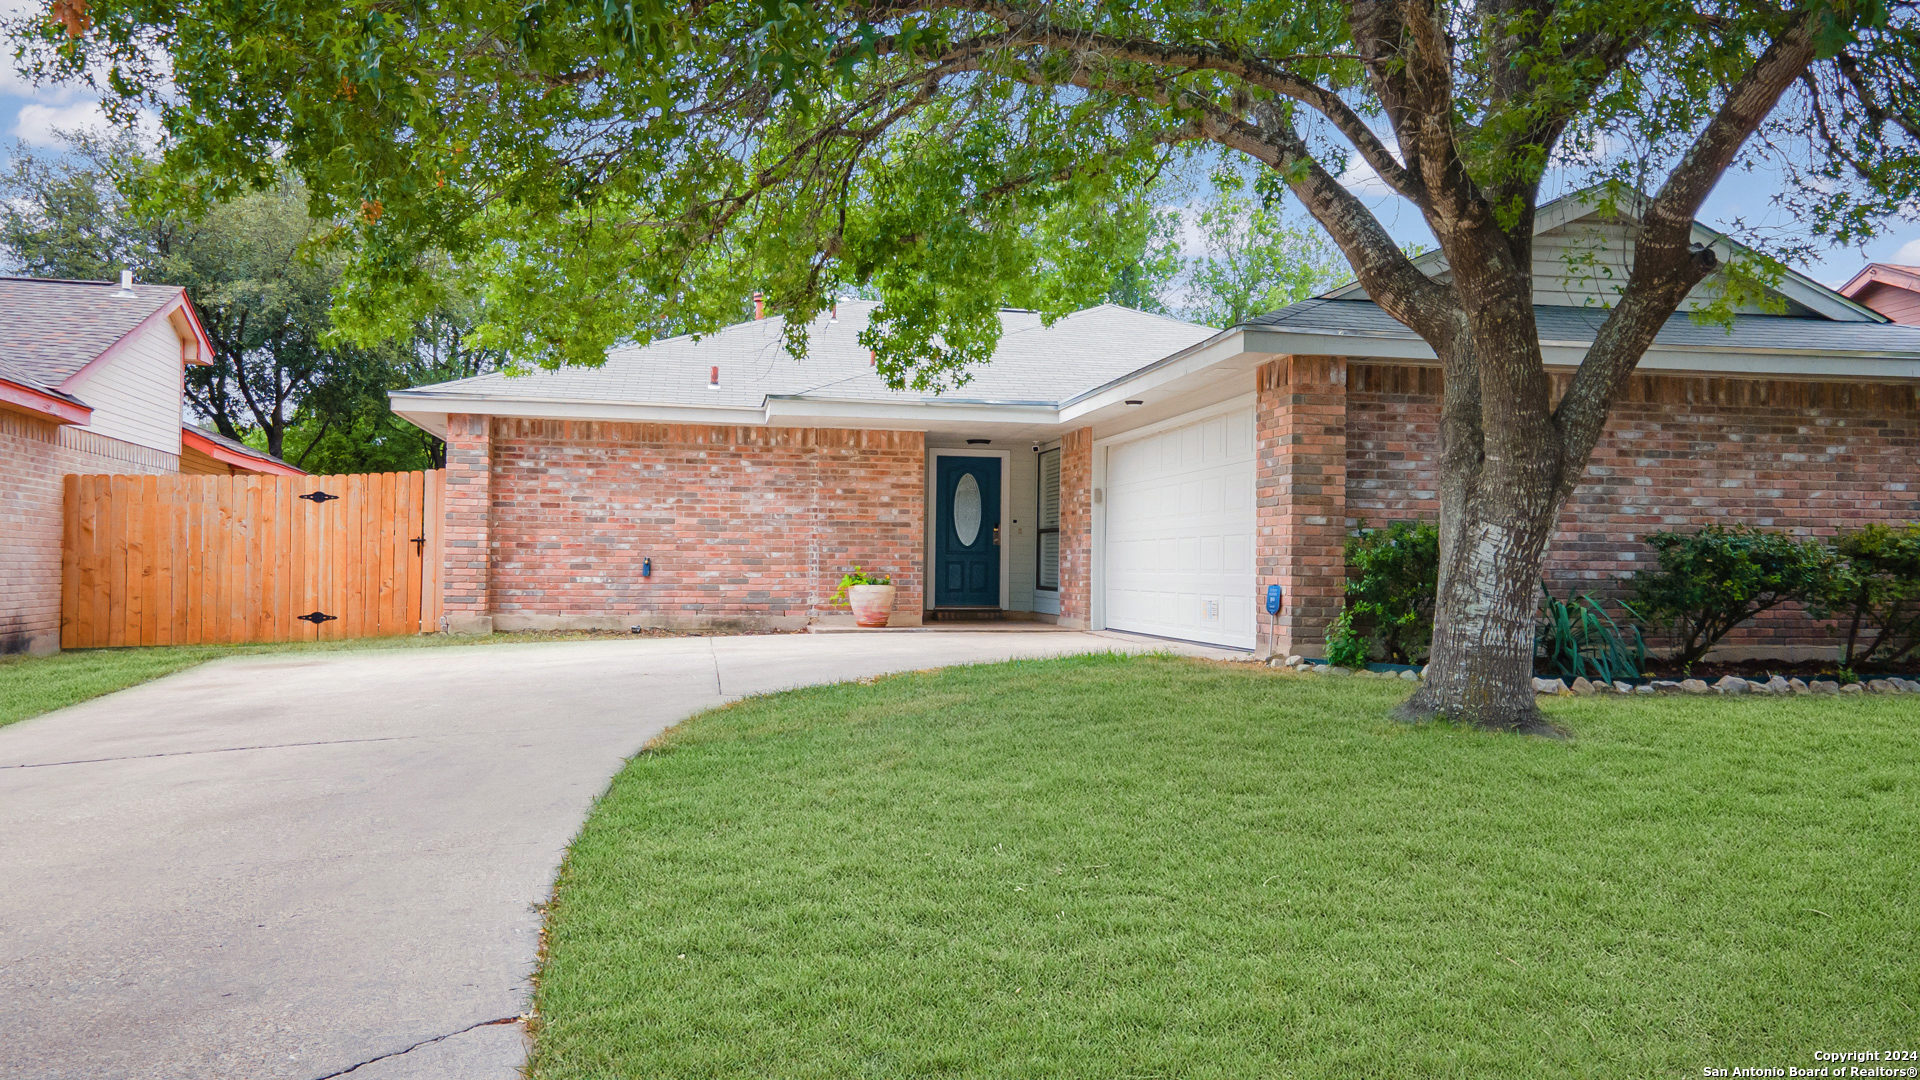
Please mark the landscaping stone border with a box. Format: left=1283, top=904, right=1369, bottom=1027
left=1263, top=654, right=1920, bottom=697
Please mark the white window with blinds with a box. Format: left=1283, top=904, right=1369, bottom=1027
left=1036, top=447, right=1061, bottom=591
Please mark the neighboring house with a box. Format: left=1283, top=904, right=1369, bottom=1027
left=1838, top=262, right=1920, bottom=324
left=0, top=275, right=302, bottom=655
left=391, top=190, right=1920, bottom=660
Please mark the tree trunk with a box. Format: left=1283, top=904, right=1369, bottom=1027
left=1397, top=328, right=1568, bottom=734
left=1403, top=487, right=1564, bottom=735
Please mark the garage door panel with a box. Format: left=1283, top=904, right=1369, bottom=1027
left=1103, top=405, right=1257, bottom=650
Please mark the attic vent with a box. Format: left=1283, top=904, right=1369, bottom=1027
left=116, top=269, right=135, bottom=298
left=709, top=365, right=719, bottom=388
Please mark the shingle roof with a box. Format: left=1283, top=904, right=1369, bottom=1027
left=0, top=277, right=185, bottom=388
left=0, top=354, right=88, bottom=407
left=410, top=301, right=1218, bottom=407
left=183, top=423, right=297, bottom=469
left=1248, top=298, right=1920, bottom=355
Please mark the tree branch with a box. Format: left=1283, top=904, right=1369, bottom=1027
left=865, top=0, right=1420, bottom=199
left=1553, top=7, right=1820, bottom=486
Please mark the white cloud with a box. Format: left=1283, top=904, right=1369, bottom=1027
left=1890, top=238, right=1920, bottom=266
left=12, top=99, right=157, bottom=146
left=14, top=99, right=108, bottom=144
left=1338, top=158, right=1396, bottom=199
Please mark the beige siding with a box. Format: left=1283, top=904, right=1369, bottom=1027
left=1521, top=214, right=1784, bottom=314
left=61, top=319, right=186, bottom=456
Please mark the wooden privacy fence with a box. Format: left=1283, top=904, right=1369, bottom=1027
left=62, top=470, right=445, bottom=648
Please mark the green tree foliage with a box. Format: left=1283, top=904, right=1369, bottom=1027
left=0, top=133, right=496, bottom=468
left=1813, top=523, right=1920, bottom=670
left=24, top=0, right=1920, bottom=722
left=1631, top=526, right=1840, bottom=668
left=1183, top=175, right=1348, bottom=329
left=1325, top=521, right=1440, bottom=667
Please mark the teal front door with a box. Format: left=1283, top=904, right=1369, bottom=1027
left=934, top=456, right=1001, bottom=607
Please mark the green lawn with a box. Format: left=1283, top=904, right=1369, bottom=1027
left=533, top=654, right=1918, bottom=1079
left=0, top=629, right=647, bottom=729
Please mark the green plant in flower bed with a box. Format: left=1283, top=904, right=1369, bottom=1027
left=1630, top=525, right=1838, bottom=667
left=1324, top=520, right=1438, bottom=668
left=1536, top=587, right=1647, bottom=684
left=1814, top=523, right=1920, bottom=671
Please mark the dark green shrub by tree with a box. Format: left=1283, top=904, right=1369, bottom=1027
left=1631, top=526, right=1838, bottom=668
left=1813, top=524, right=1920, bottom=671
left=1325, top=521, right=1439, bottom=667
left=1535, top=588, right=1647, bottom=684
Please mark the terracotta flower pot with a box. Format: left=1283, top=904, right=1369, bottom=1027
left=847, top=583, right=897, bottom=628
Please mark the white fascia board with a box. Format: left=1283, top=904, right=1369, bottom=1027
left=1059, top=331, right=1264, bottom=421
left=390, top=407, right=450, bottom=440
left=386, top=390, right=770, bottom=428
left=764, top=395, right=1057, bottom=428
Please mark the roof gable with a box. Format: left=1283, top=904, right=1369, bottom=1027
left=1323, top=188, right=1882, bottom=324
left=0, top=277, right=206, bottom=388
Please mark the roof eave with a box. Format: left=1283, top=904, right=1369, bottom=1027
left=0, top=377, right=92, bottom=424
left=181, top=427, right=306, bottom=476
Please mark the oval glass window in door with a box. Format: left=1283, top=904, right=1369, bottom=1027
left=952, top=472, right=982, bottom=545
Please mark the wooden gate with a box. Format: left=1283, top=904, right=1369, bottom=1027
left=61, top=470, right=445, bottom=648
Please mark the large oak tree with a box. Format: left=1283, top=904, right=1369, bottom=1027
left=20, top=0, right=1920, bottom=728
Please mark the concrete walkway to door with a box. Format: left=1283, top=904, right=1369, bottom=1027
left=0, top=631, right=1238, bottom=1080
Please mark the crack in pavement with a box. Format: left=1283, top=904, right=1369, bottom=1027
left=308, top=1015, right=521, bottom=1079
left=1, top=735, right=424, bottom=770
left=709, top=637, right=724, bottom=697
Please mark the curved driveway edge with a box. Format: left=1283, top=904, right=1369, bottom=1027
left=0, top=631, right=1234, bottom=1079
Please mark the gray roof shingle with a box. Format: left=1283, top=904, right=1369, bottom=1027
left=410, top=301, right=1218, bottom=407
left=0, top=277, right=185, bottom=388
left=1249, top=298, right=1920, bottom=355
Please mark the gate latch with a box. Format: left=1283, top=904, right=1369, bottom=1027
left=299, top=490, right=339, bottom=503
left=411, top=535, right=427, bottom=555
left=297, top=611, right=337, bottom=625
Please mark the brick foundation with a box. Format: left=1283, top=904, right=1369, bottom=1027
left=1, top=411, right=177, bottom=654
left=447, top=418, right=925, bottom=631
left=1342, top=364, right=1920, bottom=658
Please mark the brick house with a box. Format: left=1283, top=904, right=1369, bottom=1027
left=0, top=275, right=302, bottom=655
left=391, top=192, right=1920, bottom=659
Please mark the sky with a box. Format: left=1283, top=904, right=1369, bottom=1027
left=4, top=45, right=1920, bottom=290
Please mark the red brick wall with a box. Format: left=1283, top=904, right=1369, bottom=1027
left=466, top=419, right=924, bottom=630
left=1256, top=356, right=1349, bottom=656
left=1345, top=364, right=1920, bottom=654
left=1057, top=427, right=1093, bottom=627
left=441, top=413, right=493, bottom=632
left=1, top=411, right=177, bottom=654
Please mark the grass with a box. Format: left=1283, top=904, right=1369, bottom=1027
left=532, top=654, right=1919, bottom=1079
left=0, top=629, right=656, bottom=729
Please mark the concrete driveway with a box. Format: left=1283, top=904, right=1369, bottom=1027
left=0, top=630, right=1230, bottom=1079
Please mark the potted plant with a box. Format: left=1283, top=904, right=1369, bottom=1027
left=833, top=567, right=896, bottom=627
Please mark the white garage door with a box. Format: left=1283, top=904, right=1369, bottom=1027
left=1102, top=404, right=1257, bottom=649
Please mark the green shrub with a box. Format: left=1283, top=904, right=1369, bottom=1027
left=1812, top=523, right=1920, bottom=670
left=1630, top=525, right=1838, bottom=667
left=1535, top=586, right=1648, bottom=684
left=1325, top=520, right=1439, bottom=666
